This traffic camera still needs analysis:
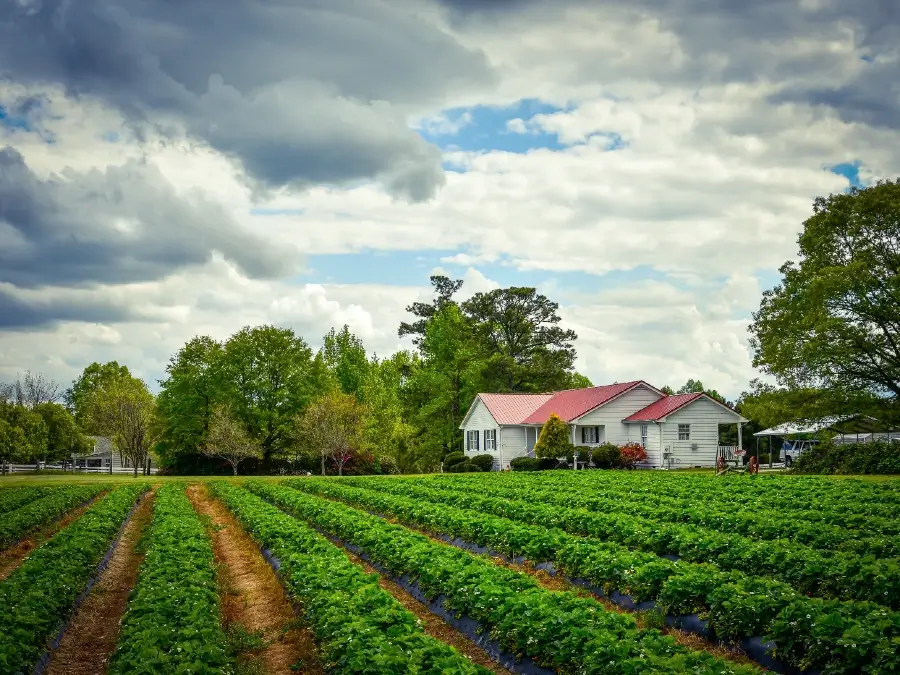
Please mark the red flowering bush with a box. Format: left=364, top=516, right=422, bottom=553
left=619, top=442, right=648, bottom=468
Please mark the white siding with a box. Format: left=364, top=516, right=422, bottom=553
left=575, top=385, right=663, bottom=446
left=499, top=426, right=527, bottom=469
left=662, top=398, right=741, bottom=468
left=461, top=398, right=500, bottom=464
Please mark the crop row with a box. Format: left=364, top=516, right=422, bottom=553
left=471, top=471, right=900, bottom=515
left=425, top=474, right=900, bottom=556
left=343, top=476, right=900, bottom=610
left=0, top=483, right=146, bottom=674
left=0, top=486, right=55, bottom=516
left=249, top=480, right=759, bottom=675
left=294, top=478, right=900, bottom=674
left=208, top=481, right=491, bottom=674
left=0, top=483, right=108, bottom=550
left=108, top=484, right=233, bottom=675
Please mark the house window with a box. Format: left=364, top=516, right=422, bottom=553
left=484, top=429, right=497, bottom=451
left=467, top=430, right=480, bottom=451
left=581, top=426, right=600, bottom=444
left=525, top=427, right=537, bottom=451
left=640, top=425, right=648, bottom=448
left=678, top=424, right=691, bottom=441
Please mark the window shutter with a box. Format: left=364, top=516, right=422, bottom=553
left=475, top=430, right=480, bottom=450
left=594, top=426, right=600, bottom=442
left=580, top=427, right=586, bottom=443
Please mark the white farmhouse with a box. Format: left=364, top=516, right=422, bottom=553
left=459, top=380, right=747, bottom=470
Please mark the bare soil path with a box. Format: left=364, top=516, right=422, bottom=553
left=187, top=485, right=324, bottom=675
left=44, top=491, right=154, bottom=675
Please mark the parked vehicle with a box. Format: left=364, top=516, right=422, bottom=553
left=782, top=439, right=819, bottom=467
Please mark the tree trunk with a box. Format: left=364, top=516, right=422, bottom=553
left=133, top=463, right=138, bottom=478
left=321, top=451, right=325, bottom=476
left=338, top=463, right=342, bottom=477
left=232, top=462, right=238, bottom=476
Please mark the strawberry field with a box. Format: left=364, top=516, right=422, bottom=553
left=0, top=471, right=897, bottom=674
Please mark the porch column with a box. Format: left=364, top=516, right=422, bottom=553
left=737, top=422, right=743, bottom=464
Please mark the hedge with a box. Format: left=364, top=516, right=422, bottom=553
left=793, top=440, right=900, bottom=475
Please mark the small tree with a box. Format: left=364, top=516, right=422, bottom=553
left=534, top=413, right=574, bottom=460
left=294, top=392, right=368, bottom=476
left=86, top=378, right=159, bottom=477
left=202, top=405, right=262, bottom=475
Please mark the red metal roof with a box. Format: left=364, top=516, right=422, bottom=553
left=479, top=393, right=554, bottom=425
left=521, top=381, right=645, bottom=424
left=623, top=392, right=703, bottom=422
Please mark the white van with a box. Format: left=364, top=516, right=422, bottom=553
left=782, top=439, right=819, bottom=468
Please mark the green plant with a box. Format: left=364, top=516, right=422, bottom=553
left=533, top=413, right=575, bottom=460
left=0, top=484, right=146, bottom=674
left=468, top=454, right=495, bottom=472
left=448, top=461, right=481, bottom=473
left=108, top=485, right=233, bottom=674
left=510, top=457, right=541, bottom=471
left=0, top=483, right=108, bottom=549
left=226, top=622, right=267, bottom=654
left=442, top=451, right=466, bottom=467
left=591, top=442, right=622, bottom=469
left=208, top=482, right=490, bottom=674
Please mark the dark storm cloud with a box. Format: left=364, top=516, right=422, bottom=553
left=0, top=146, right=297, bottom=288
left=0, top=286, right=134, bottom=330
left=0, top=0, right=494, bottom=201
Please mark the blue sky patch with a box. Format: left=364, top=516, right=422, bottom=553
left=249, top=207, right=306, bottom=216
left=419, top=98, right=570, bottom=153
left=828, top=161, right=862, bottom=188
left=0, top=105, right=32, bottom=131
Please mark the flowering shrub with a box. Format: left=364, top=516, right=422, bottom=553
left=619, top=443, right=648, bottom=468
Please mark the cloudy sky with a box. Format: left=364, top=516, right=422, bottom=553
left=1, top=0, right=898, bottom=399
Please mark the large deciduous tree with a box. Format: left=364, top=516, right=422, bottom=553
left=0, top=401, right=48, bottom=463
left=219, top=325, right=325, bottom=463
left=156, top=336, right=225, bottom=458
left=322, top=325, right=369, bottom=398
left=462, top=287, right=578, bottom=392
left=34, top=402, right=91, bottom=461
left=750, top=180, right=900, bottom=413
left=202, top=404, right=262, bottom=475
left=66, top=361, right=133, bottom=431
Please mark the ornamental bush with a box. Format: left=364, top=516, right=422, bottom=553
left=534, top=413, right=575, bottom=459
left=592, top=442, right=622, bottom=469
left=443, top=451, right=466, bottom=468
left=469, top=454, right=495, bottom=472
left=448, top=461, right=482, bottom=473
left=510, top=457, right=541, bottom=471
left=620, top=443, right=648, bottom=468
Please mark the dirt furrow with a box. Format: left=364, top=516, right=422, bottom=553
left=0, top=495, right=104, bottom=582
left=44, top=491, right=154, bottom=675
left=187, top=485, right=323, bottom=675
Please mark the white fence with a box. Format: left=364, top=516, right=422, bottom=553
left=1, top=463, right=158, bottom=475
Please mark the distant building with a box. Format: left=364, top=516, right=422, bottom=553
left=460, top=380, right=747, bottom=470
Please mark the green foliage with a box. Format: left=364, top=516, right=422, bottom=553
left=34, top=401, right=92, bottom=460
left=65, top=361, right=132, bottom=432
left=510, top=456, right=541, bottom=471
left=0, top=400, right=48, bottom=462
left=209, top=481, right=489, bottom=674
left=322, top=475, right=900, bottom=674
left=793, top=440, right=900, bottom=475
left=322, top=325, right=369, bottom=398
left=750, top=180, right=900, bottom=407
left=533, top=413, right=574, bottom=459
left=263, top=481, right=758, bottom=675
left=0, top=484, right=145, bottom=674
left=468, top=453, right=495, bottom=472
left=447, top=461, right=481, bottom=473
left=109, top=485, right=233, bottom=674
left=462, top=286, right=578, bottom=393
left=0, top=483, right=106, bottom=549
left=442, top=451, right=466, bottom=467
left=0, top=486, right=54, bottom=515
left=591, top=442, right=622, bottom=469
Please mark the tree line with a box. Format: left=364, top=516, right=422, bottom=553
left=3, top=179, right=897, bottom=473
